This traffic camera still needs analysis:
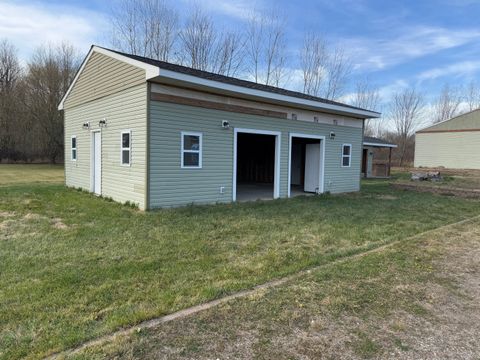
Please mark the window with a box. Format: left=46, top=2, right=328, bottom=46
left=71, top=136, right=77, bottom=161
left=181, top=131, right=202, bottom=168
left=342, top=144, right=352, bottom=167
left=121, top=130, right=131, bottom=166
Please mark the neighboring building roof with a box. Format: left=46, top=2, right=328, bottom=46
left=363, top=136, right=397, bottom=148
left=417, top=108, right=480, bottom=133
left=59, top=46, right=381, bottom=119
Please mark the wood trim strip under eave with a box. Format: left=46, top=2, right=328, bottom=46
left=417, top=128, right=480, bottom=134
left=150, top=93, right=288, bottom=119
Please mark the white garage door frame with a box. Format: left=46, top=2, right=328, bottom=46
left=233, top=128, right=281, bottom=201
left=288, top=132, right=326, bottom=197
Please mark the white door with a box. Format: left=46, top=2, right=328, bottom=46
left=304, top=143, right=320, bottom=193
left=93, top=131, right=102, bottom=195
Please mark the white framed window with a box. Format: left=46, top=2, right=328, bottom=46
left=121, top=130, right=131, bottom=166
left=181, top=131, right=202, bottom=168
left=342, top=144, right=352, bottom=167
left=71, top=135, right=77, bottom=161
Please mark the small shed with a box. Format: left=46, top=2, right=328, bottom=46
left=362, top=136, right=397, bottom=178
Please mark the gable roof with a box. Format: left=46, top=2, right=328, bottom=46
left=59, top=45, right=381, bottom=119
left=363, top=136, right=397, bottom=148
left=417, top=108, right=480, bottom=133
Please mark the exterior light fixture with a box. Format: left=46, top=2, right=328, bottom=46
left=82, top=122, right=90, bottom=130
left=329, top=131, right=336, bottom=140
left=99, top=119, right=107, bottom=128
left=221, top=120, right=230, bottom=129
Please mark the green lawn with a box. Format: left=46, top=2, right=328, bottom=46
left=72, top=213, right=480, bottom=359
left=0, top=164, right=64, bottom=186
left=1, top=165, right=479, bottom=359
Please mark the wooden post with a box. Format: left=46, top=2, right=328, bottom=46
left=388, top=147, right=392, bottom=177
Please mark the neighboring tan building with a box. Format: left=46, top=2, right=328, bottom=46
left=415, top=109, right=480, bottom=169
left=59, top=45, right=380, bottom=209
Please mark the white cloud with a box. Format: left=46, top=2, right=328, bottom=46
left=180, top=0, right=262, bottom=21
left=0, top=1, right=108, bottom=61
left=344, top=26, right=480, bottom=71
left=417, top=60, right=480, bottom=80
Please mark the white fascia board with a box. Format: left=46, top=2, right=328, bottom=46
left=155, top=69, right=381, bottom=119
left=58, top=46, right=160, bottom=110
left=363, top=142, right=397, bottom=148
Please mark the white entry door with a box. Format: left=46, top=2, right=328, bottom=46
left=92, top=131, right=102, bottom=195
left=304, top=143, right=320, bottom=193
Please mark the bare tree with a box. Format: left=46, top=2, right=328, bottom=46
left=211, top=31, right=245, bottom=76
left=110, top=0, right=179, bottom=61
left=465, top=80, right=480, bottom=112
left=432, top=83, right=462, bottom=123
left=178, top=5, right=217, bottom=71
left=24, top=42, right=81, bottom=163
left=323, top=47, right=351, bottom=100
left=300, top=33, right=328, bottom=96
left=390, top=88, right=424, bottom=166
left=352, top=78, right=381, bottom=136
left=245, top=11, right=288, bottom=86
left=0, top=39, right=23, bottom=159
left=299, top=33, right=351, bottom=100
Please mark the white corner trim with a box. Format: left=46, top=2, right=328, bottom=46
left=287, top=133, right=326, bottom=198
left=233, top=128, right=281, bottom=201
left=180, top=131, right=203, bottom=169
left=58, top=46, right=160, bottom=110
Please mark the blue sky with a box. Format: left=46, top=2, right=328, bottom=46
left=2, top=0, right=480, bottom=111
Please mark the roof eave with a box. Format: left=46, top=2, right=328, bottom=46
left=363, top=142, right=397, bottom=148
left=58, top=45, right=380, bottom=119
left=151, top=69, right=380, bottom=119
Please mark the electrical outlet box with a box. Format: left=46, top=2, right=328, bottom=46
left=219, top=186, right=225, bottom=194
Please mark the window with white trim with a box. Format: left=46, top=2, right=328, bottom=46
left=342, top=144, right=351, bottom=167
left=121, top=130, right=131, bottom=166
left=71, top=136, right=77, bottom=161
left=181, top=132, right=202, bottom=168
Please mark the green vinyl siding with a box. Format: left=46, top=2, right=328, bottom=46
left=149, top=101, right=362, bottom=208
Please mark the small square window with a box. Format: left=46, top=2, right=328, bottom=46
left=121, top=131, right=131, bottom=166
left=181, top=132, right=202, bottom=168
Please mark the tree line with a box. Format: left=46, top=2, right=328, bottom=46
left=1, top=0, right=479, bottom=164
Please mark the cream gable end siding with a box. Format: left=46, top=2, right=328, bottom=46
left=148, top=101, right=363, bottom=208
left=414, top=132, right=480, bottom=169
left=64, top=51, right=148, bottom=209
left=64, top=52, right=145, bottom=109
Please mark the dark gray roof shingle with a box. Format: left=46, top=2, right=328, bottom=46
left=100, top=46, right=379, bottom=115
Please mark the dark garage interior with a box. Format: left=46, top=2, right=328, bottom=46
left=236, top=133, right=275, bottom=201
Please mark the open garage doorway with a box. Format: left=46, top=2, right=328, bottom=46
left=233, top=129, right=280, bottom=202
left=288, top=133, right=325, bottom=197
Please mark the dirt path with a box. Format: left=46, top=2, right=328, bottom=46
left=46, top=215, right=480, bottom=359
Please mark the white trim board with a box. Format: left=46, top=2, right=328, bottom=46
left=287, top=133, right=326, bottom=198
left=155, top=68, right=379, bottom=119
left=363, top=142, right=397, bottom=148
left=233, top=128, right=281, bottom=202
left=59, top=45, right=379, bottom=119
